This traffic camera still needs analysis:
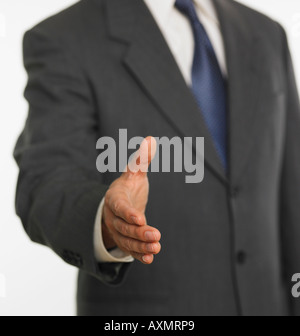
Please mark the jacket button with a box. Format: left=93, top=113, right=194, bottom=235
left=62, top=250, right=83, bottom=267
left=230, top=187, right=241, bottom=198
left=237, top=251, right=247, bottom=265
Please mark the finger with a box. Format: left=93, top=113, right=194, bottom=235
left=105, top=195, right=144, bottom=225
left=112, top=217, right=161, bottom=242
left=124, top=136, right=157, bottom=177
left=114, top=232, right=161, bottom=255
left=131, top=252, right=154, bottom=265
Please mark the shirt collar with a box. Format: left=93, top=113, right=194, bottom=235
left=143, top=0, right=174, bottom=28
left=143, top=0, right=219, bottom=28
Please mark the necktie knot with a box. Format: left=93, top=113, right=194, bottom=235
left=175, top=0, right=199, bottom=24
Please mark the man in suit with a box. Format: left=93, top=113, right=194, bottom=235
left=14, top=0, right=300, bottom=316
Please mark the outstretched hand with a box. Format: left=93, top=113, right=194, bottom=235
left=102, top=137, right=161, bottom=264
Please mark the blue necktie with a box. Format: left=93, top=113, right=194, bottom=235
left=175, top=0, right=228, bottom=170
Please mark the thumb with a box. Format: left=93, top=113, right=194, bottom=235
left=124, top=136, right=157, bottom=176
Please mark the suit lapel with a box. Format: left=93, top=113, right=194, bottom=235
left=213, top=0, right=263, bottom=184
left=105, top=0, right=227, bottom=183
left=104, top=0, right=264, bottom=185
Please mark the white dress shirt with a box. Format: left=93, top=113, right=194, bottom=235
left=94, top=0, right=227, bottom=263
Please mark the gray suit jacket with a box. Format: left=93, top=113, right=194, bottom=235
left=14, top=0, right=300, bottom=316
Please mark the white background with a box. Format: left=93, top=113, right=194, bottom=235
left=0, top=0, right=300, bottom=316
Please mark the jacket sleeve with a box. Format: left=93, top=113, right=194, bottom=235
left=14, top=25, right=131, bottom=286
left=279, top=26, right=300, bottom=315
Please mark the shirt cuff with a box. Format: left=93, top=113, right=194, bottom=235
left=94, top=198, right=134, bottom=263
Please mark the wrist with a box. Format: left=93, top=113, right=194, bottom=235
left=102, top=218, right=117, bottom=250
